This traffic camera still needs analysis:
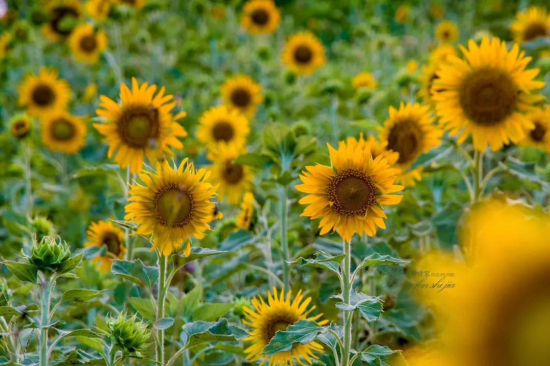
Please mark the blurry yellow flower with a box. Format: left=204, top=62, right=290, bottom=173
left=433, top=36, right=545, bottom=151
left=407, top=60, right=418, bottom=74
left=125, top=159, right=219, bottom=257
left=0, top=32, right=10, bottom=59
left=241, top=0, right=280, bottom=35
left=282, top=32, right=326, bottom=76
left=221, top=75, right=263, bottom=116
left=83, top=83, right=97, bottom=104
left=395, top=4, right=410, bottom=24
left=435, top=20, right=459, bottom=43
left=197, top=105, right=249, bottom=153
left=42, top=0, right=82, bottom=42
left=429, top=44, right=457, bottom=64
left=352, top=72, right=377, bottom=89
left=41, top=111, right=87, bottom=154
left=9, top=114, right=32, bottom=139
left=511, top=6, right=550, bottom=44
left=85, top=0, right=113, bottom=22
left=18, top=68, right=71, bottom=118
left=520, top=106, right=550, bottom=153
left=429, top=2, right=445, bottom=19
left=85, top=220, right=126, bottom=272
left=236, top=192, right=255, bottom=231
left=68, top=23, right=108, bottom=64
left=297, top=140, right=403, bottom=242
left=210, top=4, right=226, bottom=20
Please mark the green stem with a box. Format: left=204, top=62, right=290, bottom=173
left=341, top=240, right=352, bottom=366
left=124, top=168, right=133, bottom=260
left=156, top=254, right=168, bottom=365
left=279, top=185, right=290, bottom=292
left=23, top=142, right=32, bottom=217
left=40, top=276, right=53, bottom=366
left=472, top=151, right=484, bottom=203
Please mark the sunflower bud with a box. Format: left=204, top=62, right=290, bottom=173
left=232, top=297, right=251, bottom=318
left=107, top=313, right=151, bottom=357
left=31, top=216, right=55, bottom=242
left=0, top=279, right=11, bottom=307
left=29, top=236, right=71, bottom=273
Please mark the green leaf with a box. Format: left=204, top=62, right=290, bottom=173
left=234, top=153, right=271, bottom=168
left=193, top=303, right=234, bottom=322
left=0, top=306, right=21, bottom=317
left=111, top=259, right=159, bottom=289
left=72, top=164, right=120, bottom=179
left=499, top=157, right=548, bottom=187
left=75, top=336, right=105, bottom=353
left=219, top=230, right=255, bottom=251
left=129, top=297, right=156, bottom=322
left=332, top=290, right=384, bottom=322
left=59, top=329, right=103, bottom=339
left=411, top=145, right=454, bottom=170
left=61, top=289, right=102, bottom=303
left=290, top=250, right=344, bottom=276
left=181, top=283, right=202, bottom=320
left=180, top=319, right=248, bottom=348
left=359, top=345, right=404, bottom=366
left=263, top=320, right=326, bottom=355
left=3, top=261, right=38, bottom=283
left=355, top=253, right=409, bottom=272
left=154, top=317, right=174, bottom=330
left=182, top=247, right=228, bottom=263
left=58, top=254, right=83, bottom=274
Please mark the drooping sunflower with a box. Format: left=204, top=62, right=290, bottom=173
left=236, top=192, right=255, bottom=231
left=511, top=6, right=550, bottom=44
left=352, top=72, right=377, bottom=89
left=209, top=144, right=254, bottom=205
left=435, top=20, right=459, bottom=43
left=94, top=78, right=187, bottom=173
left=85, top=220, right=126, bottom=272
left=197, top=105, right=249, bottom=151
left=243, top=288, right=328, bottom=366
left=85, top=0, right=113, bottom=22
left=282, top=32, right=326, bottom=76
left=432, top=36, right=545, bottom=152
left=241, top=0, right=281, bottom=35
left=221, top=75, right=263, bottom=116
left=18, top=68, right=71, bottom=118
left=380, top=103, right=442, bottom=171
left=42, top=0, right=83, bottom=42
left=296, top=140, right=404, bottom=242
left=125, top=159, right=219, bottom=257
left=68, top=23, right=108, bottom=64
left=520, top=106, right=550, bottom=153
left=9, top=114, right=33, bottom=139
left=41, top=111, right=87, bottom=154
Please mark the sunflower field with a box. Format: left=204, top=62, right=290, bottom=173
left=1, top=0, right=550, bottom=365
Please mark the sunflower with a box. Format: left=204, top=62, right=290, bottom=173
left=83, top=83, right=98, bottom=104
left=241, top=0, right=281, bottom=35
left=243, top=288, right=328, bottom=366
left=511, top=6, right=550, bottom=44
left=352, top=72, right=377, bottom=89
left=435, top=20, right=459, bottom=43
left=429, top=44, right=457, bottom=64
left=68, top=23, right=108, bottom=64
left=221, top=75, right=263, bottom=116
left=18, top=68, right=71, bottom=118
left=380, top=103, right=442, bottom=171
left=85, top=220, right=126, bottom=272
left=296, top=140, right=404, bottom=242
left=432, top=36, right=545, bottom=152
left=0, top=32, right=10, bottom=59
left=395, top=4, right=410, bottom=24
left=282, top=32, right=326, bottom=76
left=413, top=201, right=550, bottom=366
left=41, top=111, right=87, bottom=154
left=520, top=106, right=550, bottom=153
left=197, top=105, right=249, bottom=152
left=125, top=159, right=219, bottom=257
left=209, top=144, right=254, bottom=205
left=9, top=114, right=32, bottom=139
left=407, top=60, right=418, bottom=74
left=94, top=78, right=187, bottom=173
left=42, top=0, right=82, bottom=42
left=85, top=0, right=113, bottom=22
left=236, top=192, right=255, bottom=231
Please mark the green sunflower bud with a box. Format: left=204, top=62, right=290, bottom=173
left=292, top=121, right=311, bottom=137
left=232, top=297, right=251, bottom=318
left=355, top=88, right=373, bottom=105
left=107, top=312, right=151, bottom=357
left=29, top=236, right=71, bottom=273
left=0, top=279, right=11, bottom=307
left=31, top=216, right=55, bottom=242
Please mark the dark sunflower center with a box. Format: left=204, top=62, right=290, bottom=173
left=294, top=45, right=313, bottom=64
left=79, top=34, right=98, bottom=53
left=387, top=120, right=423, bottom=165
left=442, top=30, right=450, bottom=39
left=327, top=169, right=377, bottom=216
left=50, top=6, right=79, bottom=36
left=266, top=317, right=296, bottom=341
left=32, top=84, right=56, bottom=106
left=13, top=120, right=28, bottom=131
left=222, top=162, right=244, bottom=184
left=459, top=67, right=518, bottom=127
left=230, top=88, right=252, bottom=108
left=530, top=122, right=547, bottom=142
left=51, top=118, right=75, bottom=141
left=523, top=23, right=548, bottom=42
left=212, top=121, right=235, bottom=142
left=251, top=8, right=269, bottom=25
left=155, top=186, right=194, bottom=227
left=119, top=107, right=160, bottom=148
left=102, top=232, right=122, bottom=256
